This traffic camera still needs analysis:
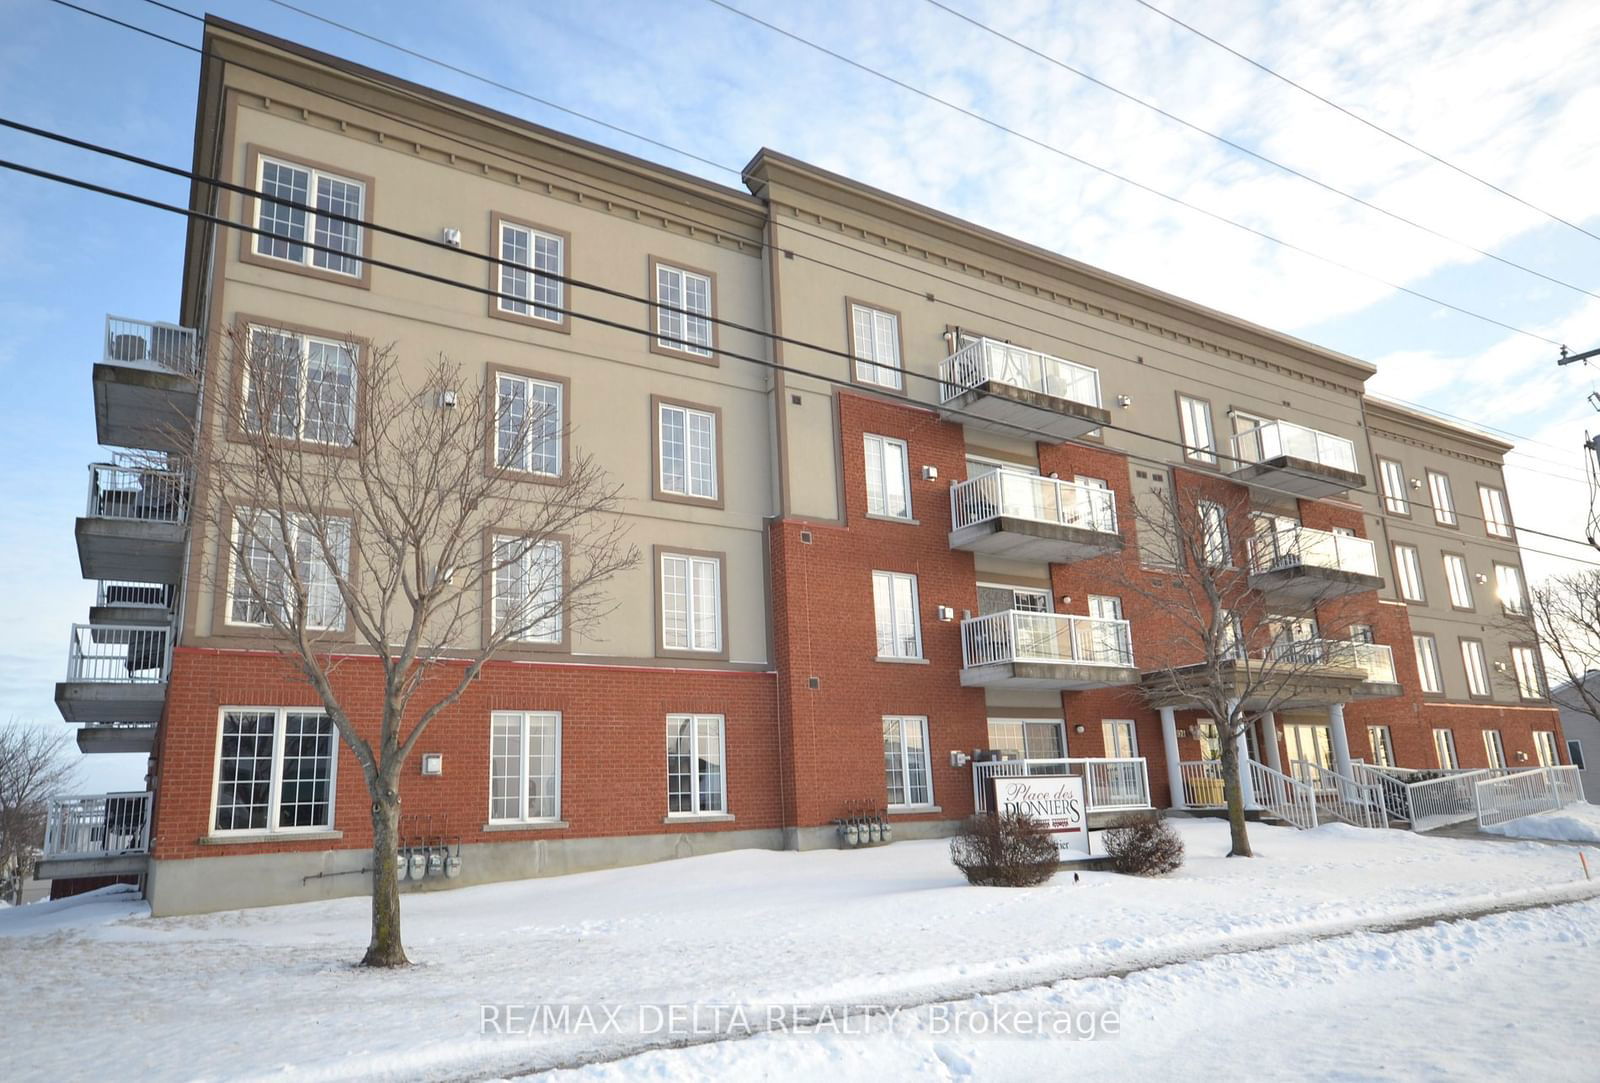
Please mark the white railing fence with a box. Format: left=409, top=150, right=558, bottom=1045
left=43, top=792, right=152, bottom=858
left=1231, top=419, right=1358, bottom=473
left=1352, top=763, right=1414, bottom=823
left=1248, top=760, right=1320, bottom=830
left=65, top=623, right=171, bottom=683
left=86, top=462, right=188, bottom=524
left=104, top=315, right=200, bottom=376
left=949, top=468, right=1117, bottom=534
left=960, top=610, right=1134, bottom=669
left=96, top=580, right=174, bottom=608
left=1291, top=760, right=1388, bottom=829
left=1475, top=765, right=1587, bottom=829
left=972, top=757, right=1151, bottom=814
left=1247, top=524, right=1378, bottom=577
left=1177, top=759, right=1225, bottom=807
left=939, top=337, right=1101, bottom=407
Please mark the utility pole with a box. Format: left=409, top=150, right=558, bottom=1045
left=1558, top=343, right=1600, bottom=367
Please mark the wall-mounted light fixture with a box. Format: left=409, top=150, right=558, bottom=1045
left=1116, top=394, right=1133, bottom=408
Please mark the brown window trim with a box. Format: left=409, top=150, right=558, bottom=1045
left=650, top=394, right=726, bottom=509
left=1425, top=470, right=1459, bottom=529
left=1478, top=483, right=1515, bottom=539
left=1378, top=457, right=1413, bottom=518
left=209, top=498, right=360, bottom=646
left=1175, top=391, right=1220, bottom=470
left=239, top=144, right=374, bottom=290
left=1441, top=551, right=1476, bottom=612
left=481, top=527, right=571, bottom=656
left=486, top=212, right=572, bottom=334
left=1510, top=642, right=1549, bottom=703
left=1392, top=542, right=1427, bottom=605
left=653, top=545, right=730, bottom=661
left=226, top=314, right=370, bottom=459
left=647, top=255, right=719, bottom=366
left=845, top=297, right=908, bottom=396
left=484, top=363, right=571, bottom=487
left=1459, top=637, right=1493, bottom=701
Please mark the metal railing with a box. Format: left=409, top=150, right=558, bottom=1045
left=1247, top=524, right=1378, bottom=577
left=1177, top=760, right=1225, bottom=807
left=1249, top=759, right=1320, bottom=830
left=96, top=580, right=174, bottom=608
left=1291, top=760, right=1388, bottom=829
left=1475, top=765, right=1587, bottom=829
left=43, top=792, right=152, bottom=858
left=938, top=336, right=1102, bottom=408
left=85, top=462, right=188, bottom=523
left=1231, top=419, right=1358, bottom=473
left=972, top=757, right=1151, bottom=813
left=104, top=315, right=200, bottom=376
left=960, top=610, right=1134, bottom=669
left=65, top=624, right=171, bottom=683
left=949, top=467, right=1117, bottom=534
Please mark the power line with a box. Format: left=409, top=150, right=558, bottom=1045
left=1128, top=0, right=1600, bottom=247
left=922, top=0, right=1600, bottom=306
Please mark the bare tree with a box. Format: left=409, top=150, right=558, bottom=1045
left=1110, top=479, right=1383, bottom=857
left=0, top=720, right=78, bottom=904
left=188, top=328, right=637, bottom=966
left=1527, top=569, right=1600, bottom=719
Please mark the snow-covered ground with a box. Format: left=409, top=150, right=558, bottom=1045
left=1, top=820, right=1596, bottom=1082
left=1483, top=801, right=1600, bottom=845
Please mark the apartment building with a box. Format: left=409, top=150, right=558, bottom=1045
left=41, top=17, right=1567, bottom=914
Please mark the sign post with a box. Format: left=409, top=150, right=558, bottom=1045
left=995, top=775, right=1088, bottom=855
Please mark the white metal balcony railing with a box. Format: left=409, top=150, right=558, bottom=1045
left=972, top=757, right=1151, bottom=813
left=1248, top=524, right=1378, bottom=578
left=86, top=462, right=188, bottom=523
left=938, top=337, right=1102, bottom=408
left=961, top=610, right=1134, bottom=669
left=104, top=315, right=200, bottom=376
left=96, top=580, right=174, bottom=608
left=949, top=468, right=1118, bottom=534
left=1231, top=419, right=1358, bottom=474
left=43, top=792, right=152, bottom=859
left=66, top=623, right=171, bottom=683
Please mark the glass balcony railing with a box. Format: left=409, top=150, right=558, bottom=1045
left=949, top=467, right=1117, bottom=534
left=961, top=610, right=1133, bottom=669
left=1231, top=420, right=1357, bottom=474
left=938, top=337, right=1101, bottom=408
left=1247, top=524, right=1378, bottom=578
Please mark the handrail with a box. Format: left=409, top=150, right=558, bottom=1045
left=1247, top=524, right=1378, bottom=577
left=972, top=757, right=1150, bottom=813
left=85, top=463, right=189, bottom=524
left=1475, top=765, right=1586, bottom=828
left=43, top=791, right=152, bottom=858
left=65, top=623, right=171, bottom=683
left=104, top=314, right=200, bottom=376
left=1248, top=759, right=1320, bottom=830
left=950, top=467, right=1117, bottom=534
left=960, top=610, right=1134, bottom=669
left=938, top=336, right=1102, bottom=407
left=1290, top=760, right=1388, bottom=829
left=1230, top=419, right=1357, bottom=473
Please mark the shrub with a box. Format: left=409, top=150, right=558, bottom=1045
left=949, top=812, right=1060, bottom=887
left=1102, top=815, right=1184, bottom=876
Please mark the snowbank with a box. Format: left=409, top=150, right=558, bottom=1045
left=1482, top=801, right=1600, bottom=844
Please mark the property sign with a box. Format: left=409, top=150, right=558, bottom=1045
left=996, top=775, right=1088, bottom=854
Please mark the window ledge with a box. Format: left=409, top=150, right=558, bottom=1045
left=875, top=656, right=931, bottom=665
left=865, top=513, right=921, bottom=526
left=662, top=813, right=736, bottom=824
left=200, top=829, right=343, bottom=846
left=481, top=820, right=569, bottom=833
left=887, top=805, right=941, bottom=815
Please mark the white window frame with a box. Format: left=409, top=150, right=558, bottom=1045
left=209, top=707, right=338, bottom=836
left=1534, top=731, right=1561, bottom=767
left=1414, top=634, right=1443, bottom=694
left=1433, top=728, right=1459, bottom=770
left=666, top=714, right=727, bottom=817
left=1198, top=500, right=1230, bottom=566
left=1393, top=543, right=1425, bottom=603
left=1483, top=729, right=1507, bottom=770
left=851, top=303, right=903, bottom=390
left=494, top=371, right=563, bottom=477
left=488, top=711, right=562, bottom=823
left=658, top=401, right=719, bottom=501
left=1443, top=553, right=1474, bottom=609
left=655, top=263, right=714, bottom=357
left=1427, top=470, right=1456, bottom=526
left=497, top=220, right=565, bottom=324
left=1495, top=563, right=1527, bottom=615
left=863, top=434, right=911, bottom=519
left=1512, top=645, right=1547, bottom=700
left=660, top=552, right=722, bottom=653
left=1178, top=395, right=1216, bottom=465
left=872, top=570, right=922, bottom=660
left=253, top=154, right=365, bottom=276
left=883, top=715, right=934, bottom=809
left=986, top=718, right=1066, bottom=760
left=226, top=509, right=350, bottom=631
left=1480, top=485, right=1513, bottom=538
left=242, top=326, right=358, bottom=446
left=1379, top=458, right=1410, bottom=515
left=492, top=535, right=563, bottom=644
left=1367, top=725, right=1395, bottom=768
left=1461, top=639, right=1491, bottom=698
left=1102, top=719, right=1139, bottom=759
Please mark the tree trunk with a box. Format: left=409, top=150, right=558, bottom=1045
left=1218, top=730, right=1253, bottom=858
left=362, top=784, right=409, bottom=968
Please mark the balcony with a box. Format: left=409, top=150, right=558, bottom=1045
left=1230, top=420, right=1364, bottom=497
left=36, top=791, right=151, bottom=880
left=55, top=623, right=170, bottom=724
left=75, top=462, right=189, bottom=583
left=937, top=337, right=1110, bottom=441
left=959, top=610, right=1139, bottom=690
left=74, top=723, right=158, bottom=755
left=94, top=315, right=201, bottom=453
left=1247, top=525, right=1384, bottom=602
left=90, top=579, right=176, bottom=629
left=949, top=468, right=1122, bottom=563
left=1142, top=638, right=1379, bottom=710
left=1347, top=641, right=1403, bottom=699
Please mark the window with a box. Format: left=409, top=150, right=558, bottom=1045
left=666, top=714, right=726, bottom=815
left=1349, top=623, right=1376, bottom=644
left=1433, top=728, right=1459, bottom=770
left=492, top=535, right=562, bottom=643
left=1483, top=730, right=1507, bottom=769
left=1198, top=501, right=1230, bottom=566
left=1015, top=587, right=1053, bottom=612
left=1480, top=486, right=1513, bottom=538
left=495, top=371, right=563, bottom=476
left=1461, top=639, right=1491, bottom=697
left=1379, top=458, right=1410, bottom=515
left=1367, top=725, right=1395, bottom=768
left=1427, top=471, right=1456, bottom=526
left=227, top=510, right=350, bottom=630
left=1534, top=731, right=1560, bottom=767
left=657, top=400, right=719, bottom=502
left=489, top=711, right=561, bottom=822
left=1178, top=395, right=1216, bottom=465
left=1568, top=739, right=1586, bottom=770
left=987, top=719, right=1065, bottom=760
left=212, top=708, right=336, bottom=834
left=863, top=434, right=911, bottom=518
left=1196, top=720, right=1221, bottom=761
left=1393, top=544, right=1425, bottom=603
left=883, top=716, right=932, bottom=808
left=1443, top=554, right=1474, bottom=609
left=253, top=154, right=365, bottom=277
left=496, top=219, right=564, bottom=324
left=1513, top=646, right=1547, bottom=700
left=242, top=327, right=357, bottom=446
left=1414, top=634, right=1443, bottom=694
left=872, top=571, right=922, bottom=659
left=660, top=552, right=722, bottom=653
left=654, top=262, right=714, bottom=357
left=1494, top=563, right=1526, bottom=615
left=1102, top=719, right=1138, bottom=759
left=850, top=303, right=903, bottom=390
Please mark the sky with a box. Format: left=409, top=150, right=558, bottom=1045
left=1, top=0, right=1598, bottom=792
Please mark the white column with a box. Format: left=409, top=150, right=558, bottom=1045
left=1262, top=711, right=1282, bottom=774
left=1160, top=706, right=1185, bottom=809
left=1230, top=699, right=1257, bottom=809
left=1329, top=701, right=1354, bottom=779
